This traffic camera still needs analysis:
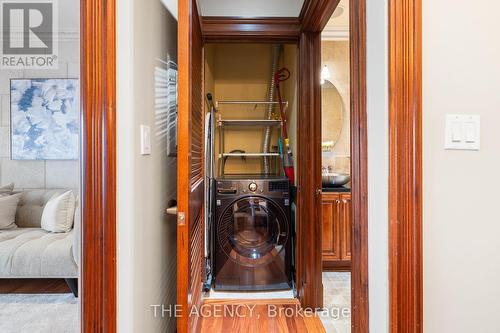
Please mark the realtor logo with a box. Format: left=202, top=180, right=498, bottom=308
left=1, top=0, right=58, bottom=69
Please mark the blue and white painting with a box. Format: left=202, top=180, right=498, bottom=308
left=10, top=79, right=80, bottom=160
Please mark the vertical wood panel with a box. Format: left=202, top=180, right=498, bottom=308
left=389, top=0, right=423, bottom=332
left=297, top=31, right=323, bottom=309
left=178, top=0, right=204, bottom=332
left=349, top=1, right=369, bottom=332
left=81, top=0, right=116, bottom=332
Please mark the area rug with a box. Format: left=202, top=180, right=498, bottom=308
left=0, top=294, right=78, bottom=333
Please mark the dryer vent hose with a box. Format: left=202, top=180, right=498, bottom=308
left=262, top=44, right=283, bottom=174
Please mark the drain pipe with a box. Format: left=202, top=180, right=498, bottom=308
left=262, top=44, right=282, bottom=174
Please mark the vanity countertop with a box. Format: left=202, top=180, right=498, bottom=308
left=322, top=186, right=351, bottom=193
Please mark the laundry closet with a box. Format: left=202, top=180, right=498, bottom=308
left=204, top=44, right=298, bottom=176
left=202, top=43, right=299, bottom=294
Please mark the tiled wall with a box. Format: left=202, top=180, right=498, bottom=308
left=0, top=39, right=80, bottom=190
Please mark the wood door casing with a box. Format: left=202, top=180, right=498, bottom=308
left=297, top=31, right=324, bottom=309
left=389, top=0, right=423, bottom=331
left=349, top=1, right=369, bottom=331
left=321, top=193, right=341, bottom=261
left=177, top=0, right=204, bottom=332
left=201, top=17, right=301, bottom=42
left=81, top=0, right=116, bottom=331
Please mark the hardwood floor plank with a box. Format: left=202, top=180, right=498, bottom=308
left=0, top=279, right=71, bottom=294
left=197, top=299, right=326, bottom=333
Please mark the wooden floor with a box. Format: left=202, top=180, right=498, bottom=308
left=0, top=279, right=70, bottom=294
left=196, top=299, right=326, bottom=333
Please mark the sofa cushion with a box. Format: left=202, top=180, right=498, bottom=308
left=15, top=190, right=69, bottom=228
left=41, top=191, right=76, bottom=233
left=0, top=193, right=22, bottom=230
left=0, top=228, right=77, bottom=278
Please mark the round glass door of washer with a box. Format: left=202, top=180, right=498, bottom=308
left=217, top=196, right=289, bottom=267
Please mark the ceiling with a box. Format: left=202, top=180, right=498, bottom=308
left=322, top=0, right=349, bottom=40
left=197, top=0, right=306, bottom=17
left=325, top=0, right=349, bottom=28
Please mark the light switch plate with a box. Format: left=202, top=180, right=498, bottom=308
left=445, top=114, right=480, bottom=150
left=140, top=125, right=152, bottom=155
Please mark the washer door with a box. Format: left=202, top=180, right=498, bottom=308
left=217, top=196, right=289, bottom=267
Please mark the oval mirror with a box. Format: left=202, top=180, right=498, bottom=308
left=321, top=80, right=344, bottom=152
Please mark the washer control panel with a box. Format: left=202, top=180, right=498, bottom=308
left=216, top=177, right=289, bottom=197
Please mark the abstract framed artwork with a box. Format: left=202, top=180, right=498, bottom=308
left=10, top=78, right=80, bottom=160
left=166, top=60, right=178, bottom=157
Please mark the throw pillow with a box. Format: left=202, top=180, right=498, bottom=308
left=0, top=183, right=14, bottom=197
left=41, top=191, right=76, bottom=233
left=0, top=193, right=21, bottom=229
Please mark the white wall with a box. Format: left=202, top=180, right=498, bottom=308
left=116, top=0, right=178, bottom=332
left=423, top=1, right=500, bottom=332
left=366, top=0, right=389, bottom=332
left=198, top=0, right=304, bottom=17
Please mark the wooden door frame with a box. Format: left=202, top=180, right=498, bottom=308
left=347, top=1, right=369, bottom=331
left=388, top=0, right=423, bottom=332
left=298, top=3, right=369, bottom=333
left=81, top=0, right=116, bottom=332
left=77, top=0, right=422, bottom=331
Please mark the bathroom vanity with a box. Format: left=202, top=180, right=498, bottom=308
left=321, top=189, right=351, bottom=271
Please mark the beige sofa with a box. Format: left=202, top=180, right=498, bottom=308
left=0, top=189, right=79, bottom=295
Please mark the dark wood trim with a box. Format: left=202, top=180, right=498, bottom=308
left=322, top=261, right=351, bottom=271
left=200, top=0, right=341, bottom=43
left=349, top=1, right=369, bottom=332
left=300, top=0, right=340, bottom=32
left=201, top=17, right=300, bottom=43
left=296, top=31, right=324, bottom=309
left=388, top=0, right=423, bottom=332
left=81, top=0, right=116, bottom=332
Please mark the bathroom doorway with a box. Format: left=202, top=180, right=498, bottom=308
left=319, top=2, right=352, bottom=331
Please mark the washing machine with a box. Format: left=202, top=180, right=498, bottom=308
left=213, top=175, right=293, bottom=291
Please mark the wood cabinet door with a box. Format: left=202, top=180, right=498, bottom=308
left=321, top=193, right=341, bottom=261
left=177, top=1, right=204, bottom=332
left=341, top=193, right=352, bottom=260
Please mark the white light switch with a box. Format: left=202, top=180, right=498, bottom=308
left=445, top=114, right=480, bottom=150
left=451, top=120, right=462, bottom=142
left=464, top=121, right=476, bottom=143
left=140, top=125, right=152, bottom=155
